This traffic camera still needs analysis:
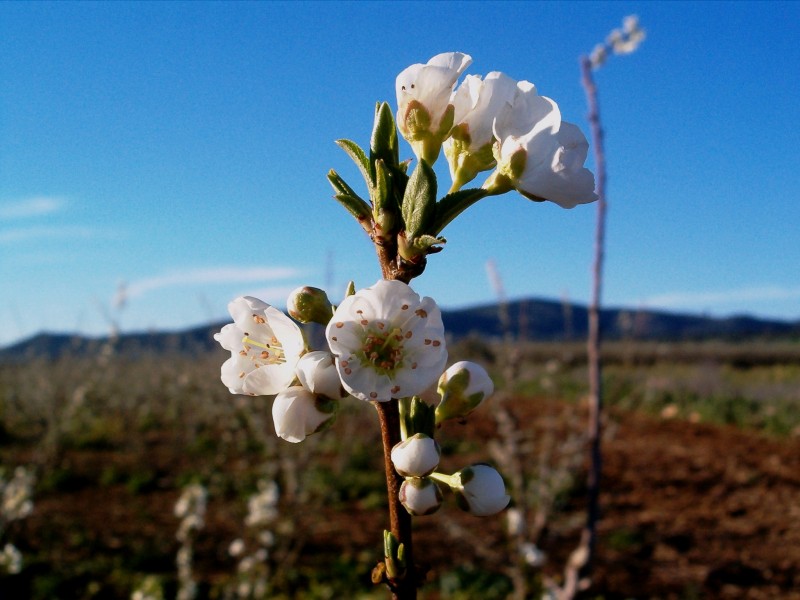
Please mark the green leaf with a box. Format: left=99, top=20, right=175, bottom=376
left=431, top=188, right=489, bottom=235
left=372, top=159, right=396, bottom=240
left=327, top=169, right=364, bottom=202
left=370, top=101, right=399, bottom=170
left=401, top=160, right=437, bottom=238
left=335, top=139, right=373, bottom=190
left=334, top=193, right=371, bottom=223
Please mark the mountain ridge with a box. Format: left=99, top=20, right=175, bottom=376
left=1, top=297, right=798, bottom=362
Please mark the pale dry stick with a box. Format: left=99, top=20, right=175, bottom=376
left=551, top=51, right=607, bottom=600
left=557, top=17, right=644, bottom=597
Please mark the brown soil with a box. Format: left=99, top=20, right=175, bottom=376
left=5, top=403, right=800, bottom=599
left=594, top=410, right=800, bottom=599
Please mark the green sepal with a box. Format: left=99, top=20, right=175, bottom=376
left=398, top=233, right=446, bottom=262
left=407, top=396, right=435, bottom=438
left=370, top=101, right=399, bottom=171
left=335, top=139, right=373, bottom=189
left=401, top=159, right=437, bottom=239
left=344, top=281, right=355, bottom=298
left=431, top=188, right=489, bottom=235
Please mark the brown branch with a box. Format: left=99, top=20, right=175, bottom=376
left=374, top=243, right=417, bottom=600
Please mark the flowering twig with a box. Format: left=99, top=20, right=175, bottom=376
left=215, top=50, right=598, bottom=600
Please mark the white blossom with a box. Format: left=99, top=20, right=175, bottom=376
left=399, top=477, right=443, bottom=516
left=215, top=296, right=304, bottom=396
left=325, top=279, right=447, bottom=402
left=272, top=386, right=337, bottom=443
left=435, top=360, right=494, bottom=423
left=444, top=71, right=518, bottom=189
left=487, top=82, right=597, bottom=208
left=396, top=52, right=472, bottom=164
left=295, top=351, right=348, bottom=400
left=451, top=464, right=510, bottom=517
left=391, top=433, right=441, bottom=478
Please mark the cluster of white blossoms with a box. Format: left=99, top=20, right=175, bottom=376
left=215, top=279, right=508, bottom=516
left=396, top=52, right=597, bottom=208
left=214, top=52, right=598, bottom=552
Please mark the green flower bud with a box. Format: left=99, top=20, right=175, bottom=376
left=286, top=286, right=333, bottom=325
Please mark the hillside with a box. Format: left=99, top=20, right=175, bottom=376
left=1, top=298, right=798, bottom=362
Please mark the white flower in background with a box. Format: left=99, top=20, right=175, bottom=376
left=486, top=81, right=597, bottom=208
left=610, top=15, right=645, bottom=55
left=0, top=543, right=22, bottom=575
left=174, top=483, right=207, bottom=521
left=450, top=464, right=510, bottom=517
left=272, top=386, right=338, bottom=443
left=435, top=360, right=494, bottom=423
left=391, top=433, right=441, bottom=478
left=521, top=542, right=547, bottom=567
left=295, top=351, right=348, bottom=400
left=244, top=479, right=279, bottom=528
left=1, top=466, right=34, bottom=522
left=214, top=296, right=304, bottom=396
left=325, top=279, right=447, bottom=402
left=399, top=477, right=443, bottom=516
left=396, top=52, right=472, bottom=164
left=444, top=71, right=518, bottom=190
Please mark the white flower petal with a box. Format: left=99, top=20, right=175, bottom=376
left=272, top=386, right=335, bottom=443
left=396, top=52, right=472, bottom=135
left=215, top=296, right=305, bottom=397
left=455, top=464, right=510, bottom=517
left=399, top=477, right=443, bottom=516
left=214, top=323, right=244, bottom=352
left=296, top=351, right=347, bottom=400
left=391, top=434, right=441, bottom=478
left=325, top=280, right=447, bottom=402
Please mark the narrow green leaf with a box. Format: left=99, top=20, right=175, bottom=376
left=431, top=188, right=489, bottom=235
left=401, top=160, right=437, bottom=238
left=327, top=169, right=364, bottom=202
left=334, top=193, right=371, bottom=223
left=372, top=159, right=396, bottom=240
left=335, top=139, right=373, bottom=189
left=370, top=101, right=399, bottom=169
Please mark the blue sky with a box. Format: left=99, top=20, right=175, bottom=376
left=2, top=1, right=799, bottom=347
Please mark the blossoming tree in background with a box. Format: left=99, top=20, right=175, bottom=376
left=215, top=52, right=596, bottom=599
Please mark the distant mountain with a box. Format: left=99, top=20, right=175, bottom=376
left=442, top=298, right=800, bottom=342
left=1, top=298, right=798, bottom=362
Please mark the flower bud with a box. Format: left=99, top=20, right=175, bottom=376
left=399, top=477, right=443, bottom=516
left=435, top=361, right=494, bottom=424
left=272, top=386, right=338, bottom=443
left=295, top=351, right=348, bottom=400
left=391, top=433, right=441, bottom=478
left=451, top=464, right=509, bottom=517
left=286, top=286, right=333, bottom=325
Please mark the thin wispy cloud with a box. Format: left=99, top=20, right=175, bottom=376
left=0, top=196, right=66, bottom=220
left=240, top=285, right=304, bottom=306
left=0, top=225, right=114, bottom=244
left=641, top=285, right=800, bottom=309
left=126, top=266, right=304, bottom=299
